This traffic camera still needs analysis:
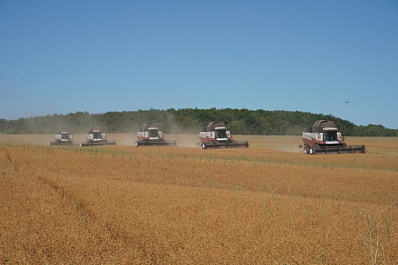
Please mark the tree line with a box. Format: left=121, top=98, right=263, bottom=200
left=0, top=108, right=397, bottom=136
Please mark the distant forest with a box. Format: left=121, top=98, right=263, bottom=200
left=0, top=108, right=397, bottom=136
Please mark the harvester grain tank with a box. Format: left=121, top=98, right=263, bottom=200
left=49, top=128, right=74, bottom=145
left=80, top=126, right=116, bottom=146
left=301, top=120, right=365, bottom=154
left=135, top=123, right=177, bottom=147
left=199, top=121, right=249, bottom=149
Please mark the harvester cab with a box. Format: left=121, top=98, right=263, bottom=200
left=80, top=126, right=116, bottom=146
left=199, top=121, right=249, bottom=149
left=135, top=123, right=177, bottom=147
left=301, top=120, right=365, bottom=154
left=214, top=127, right=229, bottom=140
left=49, top=128, right=74, bottom=145
left=88, top=130, right=105, bottom=142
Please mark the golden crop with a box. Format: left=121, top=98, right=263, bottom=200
left=0, top=135, right=397, bottom=264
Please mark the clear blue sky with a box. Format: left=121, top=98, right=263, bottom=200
left=1, top=1, right=397, bottom=129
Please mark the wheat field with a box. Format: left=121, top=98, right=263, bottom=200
left=1, top=134, right=397, bottom=264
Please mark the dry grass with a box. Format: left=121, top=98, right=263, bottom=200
left=0, top=135, right=397, bottom=264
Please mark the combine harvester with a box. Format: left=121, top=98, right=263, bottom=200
left=49, top=128, right=74, bottom=145
left=135, top=123, right=177, bottom=147
left=80, top=126, right=116, bottom=147
left=199, top=121, right=249, bottom=149
left=301, top=120, right=365, bottom=155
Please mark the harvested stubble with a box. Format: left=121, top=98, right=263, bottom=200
left=0, top=142, right=397, bottom=264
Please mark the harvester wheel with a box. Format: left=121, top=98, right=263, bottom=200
left=304, top=145, right=309, bottom=154
left=201, top=143, right=207, bottom=149
left=309, top=147, right=314, bottom=155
